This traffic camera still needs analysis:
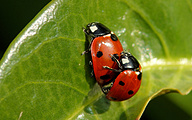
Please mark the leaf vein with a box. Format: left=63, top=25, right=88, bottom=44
left=0, top=81, right=87, bottom=103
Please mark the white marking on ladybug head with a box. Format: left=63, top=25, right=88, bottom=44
left=90, top=25, right=98, bottom=32
left=122, top=58, right=129, bottom=64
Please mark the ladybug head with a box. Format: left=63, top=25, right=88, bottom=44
left=120, top=52, right=140, bottom=71
left=84, top=22, right=111, bottom=37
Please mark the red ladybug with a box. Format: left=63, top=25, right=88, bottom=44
left=82, top=22, right=123, bottom=86
left=82, top=22, right=142, bottom=101
left=102, top=52, right=142, bottom=101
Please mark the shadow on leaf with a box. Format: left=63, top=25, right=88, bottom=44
left=84, top=96, right=111, bottom=114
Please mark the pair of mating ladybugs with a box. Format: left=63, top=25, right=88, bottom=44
left=82, top=22, right=142, bottom=101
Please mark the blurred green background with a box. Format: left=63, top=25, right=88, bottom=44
left=0, top=1, right=191, bottom=119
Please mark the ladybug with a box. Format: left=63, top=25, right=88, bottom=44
left=82, top=22, right=124, bottom=86
left=82, top=22, right=142, bottom=101
left=102, top=51, right=142, bottom=101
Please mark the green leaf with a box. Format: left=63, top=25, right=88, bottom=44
left=0, top=0, right=192, bottom=119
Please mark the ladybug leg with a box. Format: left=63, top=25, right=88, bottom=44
left=81, top=41, right=92, bottom=55
left=81, top=28, right=94, bottom=55
left=89, top=61, right=93, bottom=66
left=81, top=27, right=89, bottom=55
left=110, top=54, right=122, bottom=69
left=81, top=40, right=93, bottom=55
left=102, top=81, right=114, bottom=94
left=90, top=70, right=94, bottom=77
left=81, top=51, right=88, bottom=55
left=89, top=61, right=94, bottom=77
left=103, top=66, right=122, bottom=72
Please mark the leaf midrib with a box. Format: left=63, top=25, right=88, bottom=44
left=0, top=81, right=87, bottom=103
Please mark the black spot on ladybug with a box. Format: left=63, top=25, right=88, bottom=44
left=119, top=81, right=125, bottom=86
left=100, top=75, right=110, bottom=80
left=97, top=51, right=103, bottom=58
left=137, top=72, right=142, bottom=80
left=110, top=97, right=117, bottom=100
left=111, top=34, right=118, bottom=41
left=128, top=90, right=134, bottom=95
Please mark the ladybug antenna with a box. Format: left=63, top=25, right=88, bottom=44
left=82, top=27, right=88, bottom=35
left=82, top=27, right=95, bottom=38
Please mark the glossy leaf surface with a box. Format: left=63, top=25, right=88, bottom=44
left=0, top=0, right=192, bottom=119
